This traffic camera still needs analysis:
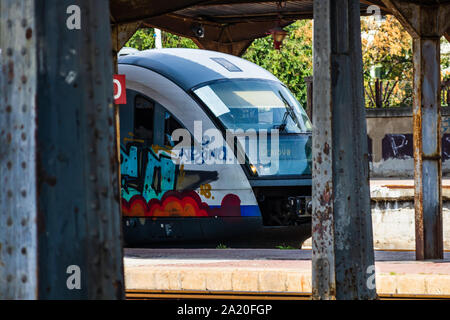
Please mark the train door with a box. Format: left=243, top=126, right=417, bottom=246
left=121, top=88, right=228, bottom=243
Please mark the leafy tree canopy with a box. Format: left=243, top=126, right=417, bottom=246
left=126, top=18, right=449, bottom=109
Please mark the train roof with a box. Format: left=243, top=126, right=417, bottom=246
left=118, top=48, right=280, bottom=91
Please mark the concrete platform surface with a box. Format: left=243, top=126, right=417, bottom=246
left=124, top=249, right=450, bottom=296
left=370, top=178, right=450, bottom=200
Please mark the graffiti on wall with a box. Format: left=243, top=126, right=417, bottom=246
left=120, top=142, right=243, bottom=217
left=442, top=134, right=450, bottom=161
left=380, top=133, right=450, bottom=161
left=382, top=134, right=413, bottom=160
left=441, top=117, right=450, bottom=134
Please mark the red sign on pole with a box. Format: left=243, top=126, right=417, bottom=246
left=113, top=75, right=126, bottom=104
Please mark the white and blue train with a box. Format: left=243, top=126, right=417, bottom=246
left=118, top=48, right=312, bottom=245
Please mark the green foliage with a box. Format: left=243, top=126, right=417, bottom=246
left=216, top=243, right=228, bottom=249
left=126, top=23, right=313, bottom=107
left=126, top=28, right=198, bottom=51
left=275, top=244, right=299, bottom=250
left=243, top=20, right=313, bottom=107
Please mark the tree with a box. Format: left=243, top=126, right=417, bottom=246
left=361, top=15, right=413, bottom=107
left=126, top=28, right=197, bottom=51
left=243, top=20, right=313, bottom=107
left=125, top=18, right=449, bottom=109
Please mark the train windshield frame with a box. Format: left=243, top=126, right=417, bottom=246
left=193, top=79, right=312, bottom=178
left=193, top=79, right=312, bottom=134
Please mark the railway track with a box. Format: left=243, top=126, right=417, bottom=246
left=126, top=290, right=450, bottom=300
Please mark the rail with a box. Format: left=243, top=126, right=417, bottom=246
left=126, top=290, right=450, bottom=300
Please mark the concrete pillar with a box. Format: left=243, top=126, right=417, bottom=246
left=1, top=0, right=125, bottom=299
left=312, top=0, right=376, bottom=299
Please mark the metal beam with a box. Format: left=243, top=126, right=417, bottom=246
left=411, top=4, right=447, bottom=260
left=111, top=21, right=142, bottom=58
left=142, top=15, right=291, bottom=48
left=0, top=0, right=38, bottom=300
left=381, top=0, right=419, bottom=38
left=33, top=0, right=123, bottom=299
left=412, top=35, right=443, bottom=260
left=385, top=1, right=449, bottom=260
left=195, top=38, right=254, bottom=56
left=312, top=0, right=376, bottom=300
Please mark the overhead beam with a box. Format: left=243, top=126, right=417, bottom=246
left=380, top=0, right=419, bottom=38
left=312, top=0, right=376, bottom=300
left=112, top=21, right=142, bottom=57
left=194, top=38, right=253, bottom=56
left=110, top=0, right=393, bottom=25
left=109, top=0, right=214, bottom=24
left=142, top=15, right=294, bottom=54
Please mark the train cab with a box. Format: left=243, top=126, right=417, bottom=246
left=118, top=48, right=312, bottom=245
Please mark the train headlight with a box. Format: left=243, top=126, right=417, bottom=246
left=306, top=200, right=312, bottom=215
left=249, top=164, right=258, bottom=176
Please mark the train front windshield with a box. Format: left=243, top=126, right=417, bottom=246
left=194, top=79, right=312, bottom=177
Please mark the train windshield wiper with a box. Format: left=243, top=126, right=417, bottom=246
left=274, top=91, right=299, bottom=133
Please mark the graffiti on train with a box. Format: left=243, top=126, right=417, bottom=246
left=122, top=191, right=242, bottom=217
left=120, top=142, right=239, bottom=217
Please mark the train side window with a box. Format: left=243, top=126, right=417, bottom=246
left=134, top=95, right=154, bottom=145
left=164, top=111, right=184, bottom=147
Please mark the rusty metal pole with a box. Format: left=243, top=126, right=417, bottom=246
left=0, top=0, right=38, bottom=299
left=382, top=0, right=449, bottom=263
left=1, top=0, right=124, bottom=299
left=35, top=0, right=125, bottom=299
left=412, top=18, right=443, bottom=261
left=312, top=0, right=376, bottom=299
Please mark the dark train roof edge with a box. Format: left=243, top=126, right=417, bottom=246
left=118, top=48, right=279, bottom=91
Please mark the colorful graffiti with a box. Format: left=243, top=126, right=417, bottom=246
left=120, top=142, right=238, bottom=217
left=122, top=191, right=242, bottom=217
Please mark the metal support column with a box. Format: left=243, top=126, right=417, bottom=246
left=312, top=0, right=376, bottom=300
left=0, top=0, right=38, bottom=300
left=413, top=35, right=443, bottom=260
left=35, top=0, right=124, bottom=299
left=381, top=1, right=450, bottom=260
left=1, top=0, right=125, bottom=299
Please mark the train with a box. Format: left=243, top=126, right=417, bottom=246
left=118, top=48, right=312, bottom=246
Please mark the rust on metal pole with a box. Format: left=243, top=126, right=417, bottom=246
left=411, top=4, right=446, bottom=260
left=0, top=0, right=38, bottom=300
left=413, top=35, right=442, bottom=260
left=312, top=0, right=376, bottom=300
left=382, top=1, right=450, bottom=260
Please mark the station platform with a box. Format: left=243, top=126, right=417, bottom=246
left=124, top=249, right=450, bottom=296
left=300, top=178, right=450, bottom=251
left=370, top=178, right=450, bottom=200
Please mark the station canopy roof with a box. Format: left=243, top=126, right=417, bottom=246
left=109, top=1, right=447, bottom=56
